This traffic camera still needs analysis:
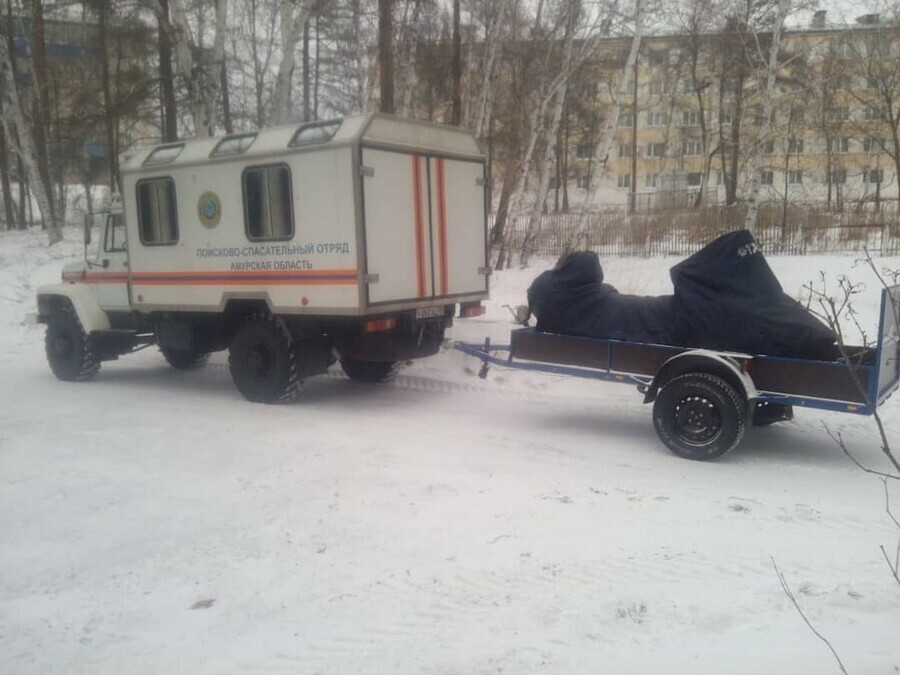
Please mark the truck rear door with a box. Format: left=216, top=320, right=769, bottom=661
left=361, top=148, right=487, bottom=306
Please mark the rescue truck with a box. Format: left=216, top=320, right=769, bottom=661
left=35, top=114, right=489, bottom=402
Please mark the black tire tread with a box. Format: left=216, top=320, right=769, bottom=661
left=228, top=313, right=302, bottom=403
left=45, top=304, right=100, bottom=381
left=653, top=372, right=745, bottom=460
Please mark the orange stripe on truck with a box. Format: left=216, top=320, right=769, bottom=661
left=411, top=155, right=427, bottom=297
left=435, top=158, right=449, bottom=296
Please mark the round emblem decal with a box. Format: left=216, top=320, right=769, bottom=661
left=198, top=191, right=221, bottom=228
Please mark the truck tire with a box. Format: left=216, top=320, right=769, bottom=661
left=652, top=373, right=745, bottom=460
left=45, top=305, right=100, bottom=381
left=340, top=356, right=397, bottom=383
left=161, top=347, right=210, bottom=370
left=228, top=314, right=302, bottom=403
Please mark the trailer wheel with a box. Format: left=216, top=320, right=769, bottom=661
left=161, top=347, right=210, bottom=370
left=653, top=373, right=745, bottom=460
left=45, top=305, right=100, bottom=381
left=340, top=356, right=397, bottom=383
left=228, top=315, right=302, bottom=403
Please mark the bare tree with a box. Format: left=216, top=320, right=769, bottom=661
left=271, top=0, right=313, bottom=124
left=378, top=0, right=394, bottom=113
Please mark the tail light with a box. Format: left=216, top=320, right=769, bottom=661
left=460, top=303, right=486, bottom=318
left=365, top=318, right=397, bottom=333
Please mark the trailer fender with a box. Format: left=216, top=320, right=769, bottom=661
left=643, top=350, right=756, bottom=405
left=36, top=284, right=111, bottom=333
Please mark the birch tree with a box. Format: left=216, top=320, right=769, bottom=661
left=0, top=31, right=62, bottom=243
left=155, top=0, right=228, bottom=137
left=271, top=0, right=313, bottom=125
left=744, top=0, right=790, bottom=234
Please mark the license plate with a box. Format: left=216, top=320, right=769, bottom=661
left=415, top=306, right=444, bottom=320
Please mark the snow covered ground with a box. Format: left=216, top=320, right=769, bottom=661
left=1, top=227, right=899, bottom=674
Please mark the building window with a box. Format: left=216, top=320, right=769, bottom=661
left=867, top=77, right=880, bottom=90
left=763, top=139, right=775, bottom=154
left=864, top=106, right=883, bottom=121
left=646, top=111, right=668, bottom=127
left=719, top=109, right=733, bottom=125
left=831, top=169, right=847, bottom=184
left=577, top=144, right=594, bottom=159
left=866, top=169, right=884, bottom=184
left=645, top=173, right=658, bottom=188
left=649, top=80, right=669, bottom=95
left=617, top=113, right=635, bottom=128
left=761, top=171, right=774, bottom=185
left=617, top=174, right=631, bottom=189
left=864, top=137, right=883, bottom=153
left=618, top=144, right=632, bottom=158
left=682, top=140, right=701, bottom=156
left=682, top=79, right=695, bottom=94
left=829, top=138, right=850, bottom=154
left=243, top=164, right=294, bottom=241
left=830, top=42, right=854, bottom=59
left=834, top=75, right=853, bottom=91
left=825, top=107, right=849, bottom=122
left=682, top=110, right=700, bottom=127
left=136, top=177, right=178, bottom=245
left=686, top=172, right=702, bottom=187
left=788, top=170, right=803, bottom=185
left=716, top=170, right=724, bottom=185
left=647, top=142, right=666, bottom=158
left=577, top=175, right=591, bottom=189
left=788, top=138, right=804, bottom=154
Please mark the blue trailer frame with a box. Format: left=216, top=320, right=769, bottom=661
left=455, top=285, right=900, bottom=418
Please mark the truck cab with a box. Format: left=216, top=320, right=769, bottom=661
left=36, top=114, right=489, bottom=402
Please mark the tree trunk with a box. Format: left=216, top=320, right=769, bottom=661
left=99, top=2, right=120, bottom=190
left=30, top=0, right=60, bottom=238
left=220, top=57, right=233, bottom=133
left=0, top=97, right=15, bottom=229
left=450, top=0, right=462, bottom=125
left=0, top=29, right=61, bottom=243
left=302, top=16, right=310, bottom=121
left=271, top=0, right=311, bottom=124
left=158, top=0, right=178, bottom=141
left=744, top=0, right=790, bottom=235
left=378, top=0, right=394, bottom=113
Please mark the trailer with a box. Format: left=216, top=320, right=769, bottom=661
left=456, top=284, right=900, bottom=460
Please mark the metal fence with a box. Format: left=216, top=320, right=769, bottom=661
left=500, top=202, right=900, bottom=258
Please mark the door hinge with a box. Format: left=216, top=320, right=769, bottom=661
left=363, top=273, right=380, bottom=284
left=478, top=266, right=492, bottom=276
left=361, top=165, right=375, bottom=177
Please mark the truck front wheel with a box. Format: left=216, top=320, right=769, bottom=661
left=340, top=356, right=397, bottom=383
left=45, top=306, right=100, bottom=381
left=228, top=315, right=302, bottom=403
left=161, top=347, right=210, bottom=370
left=652, top=373, right=745, bottom=460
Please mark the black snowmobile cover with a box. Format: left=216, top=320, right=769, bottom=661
left=526, top=250, right=677, bottom=345
left=527, top=230, right=837, bottom=360
left=669, top=229, right=836, bottom=359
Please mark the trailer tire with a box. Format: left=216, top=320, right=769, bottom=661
left=340, top=356, right=397, bottom=383
left=161, top=347, right=210, bottom=370
left=228, top=314, right=302, bottom=403
left=45, top=305, right=100, bottom=381
left=653, top=373, right=745, bottom=460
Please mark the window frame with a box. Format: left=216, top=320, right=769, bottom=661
left=241, top=162, right=296, bottom=242
left=103, top=212, right=127, bottom=253
left=142, top=143, right=185, bottom=167
left=210, top=132, right=258, bottom=158
left=288, top=119, right=342, bottom=148
left=135, top=176, right=179, bottom=246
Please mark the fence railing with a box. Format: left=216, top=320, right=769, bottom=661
left=499, top=202, right=900, bottom=258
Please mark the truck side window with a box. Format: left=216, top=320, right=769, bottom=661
left=243, top=164, right=294, bottom=241
left=104, top=213, right=126, bottom=252
left=136, top=177, right=178, bottom=245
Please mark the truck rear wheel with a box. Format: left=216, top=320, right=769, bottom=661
left=161, top=347, right=210, bottom=370
left=45, top=306, right=100, bottom=381
left=652, top=373, right=745, bottom=460
left=340, top=356, right=397, bottom=383
left=228, top=315, right=302, bottom=403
